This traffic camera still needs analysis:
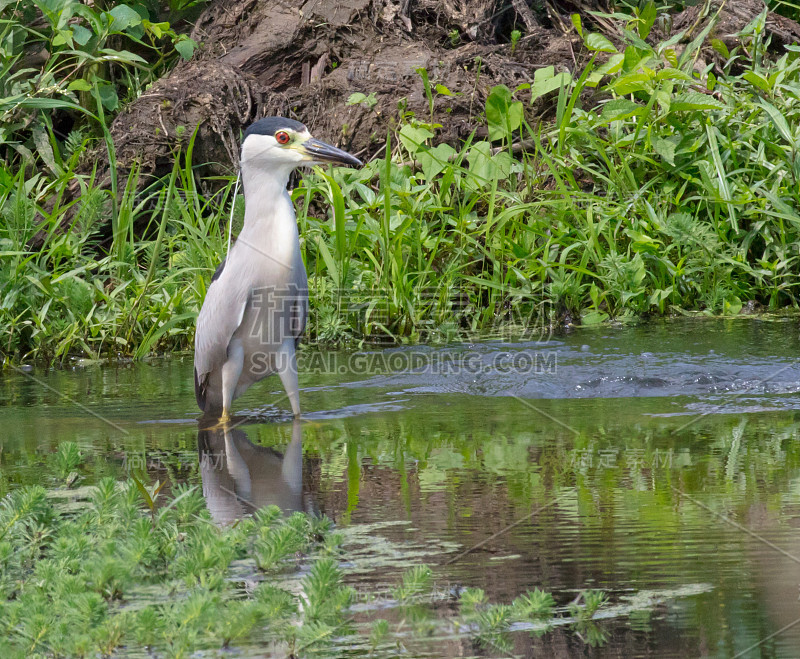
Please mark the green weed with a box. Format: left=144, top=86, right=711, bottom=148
left=51, top=441, right=82, bottom=483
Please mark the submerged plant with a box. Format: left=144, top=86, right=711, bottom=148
left=369, top=618, right=390, bottom=652
left=0, top=474, right=630, bottom=655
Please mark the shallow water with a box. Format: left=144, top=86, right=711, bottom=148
left=4, top=317, right=800, bottom=657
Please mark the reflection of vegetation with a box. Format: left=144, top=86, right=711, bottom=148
left=302, top=407, right=800, bottom=520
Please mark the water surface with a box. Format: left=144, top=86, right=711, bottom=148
left=3, top=317, right=800, bottom=657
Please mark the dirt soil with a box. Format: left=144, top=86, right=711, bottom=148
left=111, top=0, right=580, bottom=181
left=41, top=0, right=800, bottom=241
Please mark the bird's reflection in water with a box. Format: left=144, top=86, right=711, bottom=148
left=197, top=419, right=310, bottom=525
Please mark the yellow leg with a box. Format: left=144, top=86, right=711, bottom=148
left=200, top=408, right=232, bottom=431
left=219, top=339, right=243, bottom=426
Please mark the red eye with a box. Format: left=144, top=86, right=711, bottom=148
left=275, top=131, right=291, bottom=145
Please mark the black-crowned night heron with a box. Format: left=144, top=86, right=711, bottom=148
left=194, top=117, right=362, bottom=420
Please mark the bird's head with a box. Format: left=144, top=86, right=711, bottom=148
left=240, top=117, right=362, bottom=176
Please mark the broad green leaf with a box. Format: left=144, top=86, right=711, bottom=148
left=743, top=70, right=770, bottom=93
left=486, top=84, right=512, bottom=108
left=417, top=143, right=456, bottom=180
left=52, top=29, right=73, bottom=47
left=399, top=124, right=434, bottom=155
left=581, top=310, right=609, bottom=325
left=97, top=82, right=118, bottom=111
left=648, top=288, right=673, bottom=306
left=72, top=24, right=92, bottom=45
left=174, top=37, right=196, bottom=60
left=467, top=141, right=512, bottom=188
left=626, top=229, right=661, bottom=253
left=622, top=45, right=650, bottom=73
left=609, top=72, right=651, bottom=95
left=710, top=38, right=729, bottom=59
left=0, top=95, right=95, bottom=117
left=32, top=126, right=60, bottom=175
left=586, top=53, right=623, bottom=87
left=585, top=33, right=617, bottom=53
left=108, top=4, right=142, bottom=31
left=571, top=13, right=583, bottom=38
left=638, top=2, right=657, bottom=40
left=67, top=78, right=92, bottom=91
left=33, top=0, right=75, bottom=26
left=347, top=93, right=367, bottom=105
left=530, top=66, right=572, bottom=102
left=599, top=98, right=642, bottom=123
left=486, top=84, right=523, bottom=140
left=655, top=80, right=673, bottom=112
left=723, top=296, right=742, bottom=315
left=99, top=48, right=147, bottom=64
left=671, top=92, right=725, bottom=112
left=143, top=19, right=169, bottom=39
left=652, top=137, right=676, bottom=166
left=655, top=68, right=693, bottom=82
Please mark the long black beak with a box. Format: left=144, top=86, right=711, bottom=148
left=301, top=138, right=362, bottom=167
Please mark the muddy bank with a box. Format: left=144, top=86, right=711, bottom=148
left=111, top=0, right=578, bottom=178
left=111, top=0, right=800, bottom=176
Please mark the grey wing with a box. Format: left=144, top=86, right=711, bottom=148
left=194, top=264, right=249, bottom=411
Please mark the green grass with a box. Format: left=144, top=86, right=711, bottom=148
left=3, top=8, right=800, bottom=363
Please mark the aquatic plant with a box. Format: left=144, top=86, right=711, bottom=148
left=457, top=585, right=610, bottom=651
left=512, top=586, right=556, bottom=619
left=51, top=441, right=82, bottom=484
left=369, top=618, right=389, bottom=652
left=0, top=477, right=343, bottom=656
left=391, top=563, right=433, bottom=602
left=568, top=589, right=610, bottom=647
left=459, top=585, right=489, bottom=613
left=0, top=473, right=624, bottom=656
left=569, top=588, right=608, bottom=620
